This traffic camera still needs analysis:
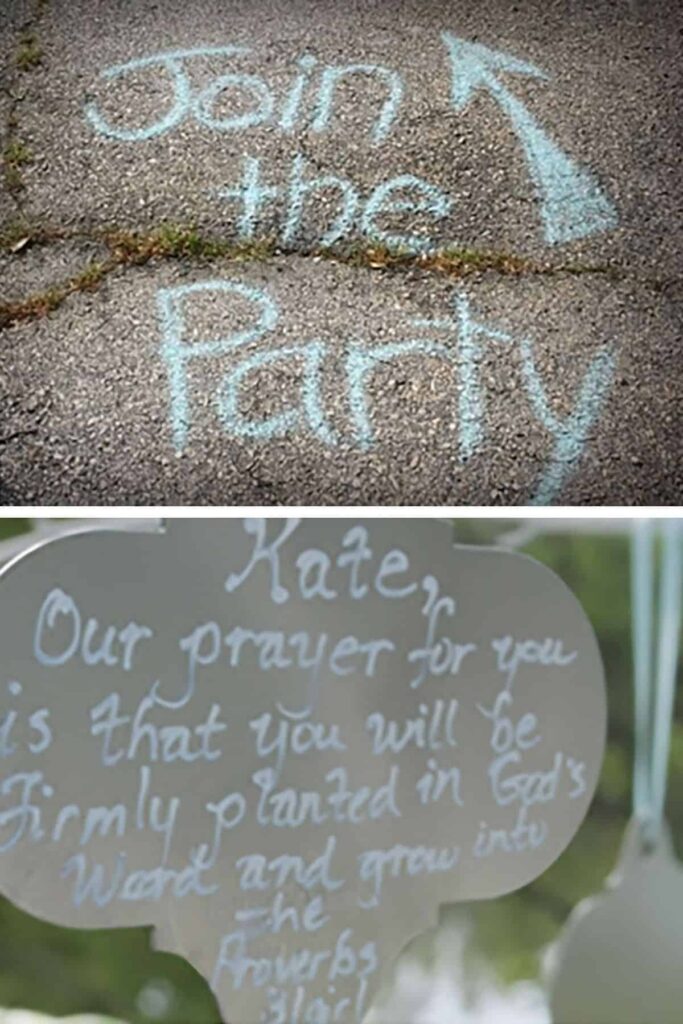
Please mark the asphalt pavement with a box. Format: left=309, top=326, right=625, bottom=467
left=1, top=0, right=681, bottom=505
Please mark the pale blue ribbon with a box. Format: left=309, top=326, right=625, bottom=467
left=630, top=520, right=682, bottom=849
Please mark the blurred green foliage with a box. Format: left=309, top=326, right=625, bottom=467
left=0, top=518, right=680, bottom=1022
left=0, top=521, right=31, bottom=541
left=456, top=523, right=683, bottom=992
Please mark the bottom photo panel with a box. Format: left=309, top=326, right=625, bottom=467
left=0, top=515, right=680, bottom=1024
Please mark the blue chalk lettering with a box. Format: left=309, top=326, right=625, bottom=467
left=279, top=55, right=318, bottom=131
left=157, top=280, right=278, bottom=451
left=312, top=63, right=404, bottom=145
left=442, top=33, right=618, bottom=244
left=282, top=154, right=359, bottom=247
left=519, top=337, right=616, bottom=505
left=155, top=276, right=613, bottom=503
left=361, top=175, right=452, bottom=254
left=84, top=46, right=248, bottom=142
left=213, top=156, right=279, bottom=238
left=411, top=299, right=514, bottom=462
left=346, top=339, right=453, bottom=449
left=217, top=343, right=336, bottom=444
left=194, top=73, right=274, bottom=132
left=411, top=318, right=454, bottom=331
left=452, top=294, right=515, bottom=462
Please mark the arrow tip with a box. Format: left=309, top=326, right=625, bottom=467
left=442, top=33, right=548, bottom=108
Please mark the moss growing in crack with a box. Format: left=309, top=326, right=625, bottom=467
left=0, top=218, right=623, bottom=331
left=3, top=140, right=33, bottom=169
left=0, top=227, right=280, bottom=327
left=0, top=259, right=113, bottom=328
left=3, top=139, right=34, bottom=191
left=317, top=239, right=413, bottom=268
left=3, top=166, right=23, bottom=193
left=0, top=221, right=66, bottom=252
left=427, top=246, right=534, bottom=276
left=75, top=261, right=110, bottom=290
left=161, top=224, right=208, bottom=256
left=355, top=241, right=413, bottom=268
left=557, top=260, right=615, bottom=277
left=0, top=222, right=29, bottom=251
left=16, top=32, right=43, bottom=71
left=106, top=224, right=278, bottom=263
left=318, top=238, right=536, bottom=277
left=230, top=236, right=280, bottom=262
left=4, top=140, right=33, bottom=166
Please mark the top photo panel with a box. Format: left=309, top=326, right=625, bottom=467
left=1, top=0, right=681, bottom=507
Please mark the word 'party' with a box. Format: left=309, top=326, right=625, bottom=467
left=157, top=280, right=615, bottom=505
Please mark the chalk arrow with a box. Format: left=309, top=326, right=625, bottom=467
left=443, top=33, right=618, bottom=244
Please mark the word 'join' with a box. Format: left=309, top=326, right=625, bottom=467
left=85, top=46, right=407, bottom=146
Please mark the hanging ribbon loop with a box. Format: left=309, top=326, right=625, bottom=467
left=630, top=519, right=682, bottom=852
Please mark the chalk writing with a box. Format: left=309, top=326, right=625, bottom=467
left=157, top=278, right=278, bottom=451
left=0, top=519, right=606, bottom=1024
left=156, top=280, right=616, bottom=504
left=84, top=38, right=618, bottom=246
left=214, top=154, right=452, bottom=252
left=78, top=35, right=621, bottom=503
left=85, top=48, right=403, bottom=146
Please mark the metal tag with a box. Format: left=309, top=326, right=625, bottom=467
left=549, top=818, right=683, bottom=1024
left=0, top=519, right=606, bottom=1023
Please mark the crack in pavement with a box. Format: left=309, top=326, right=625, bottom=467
left=1, top=0, right=49, bottom=217
left=1, top=1, right=678, bottom=334
left=1, top=0, right=680, bottom=507
left=2, top=222, right=673, bottom=333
